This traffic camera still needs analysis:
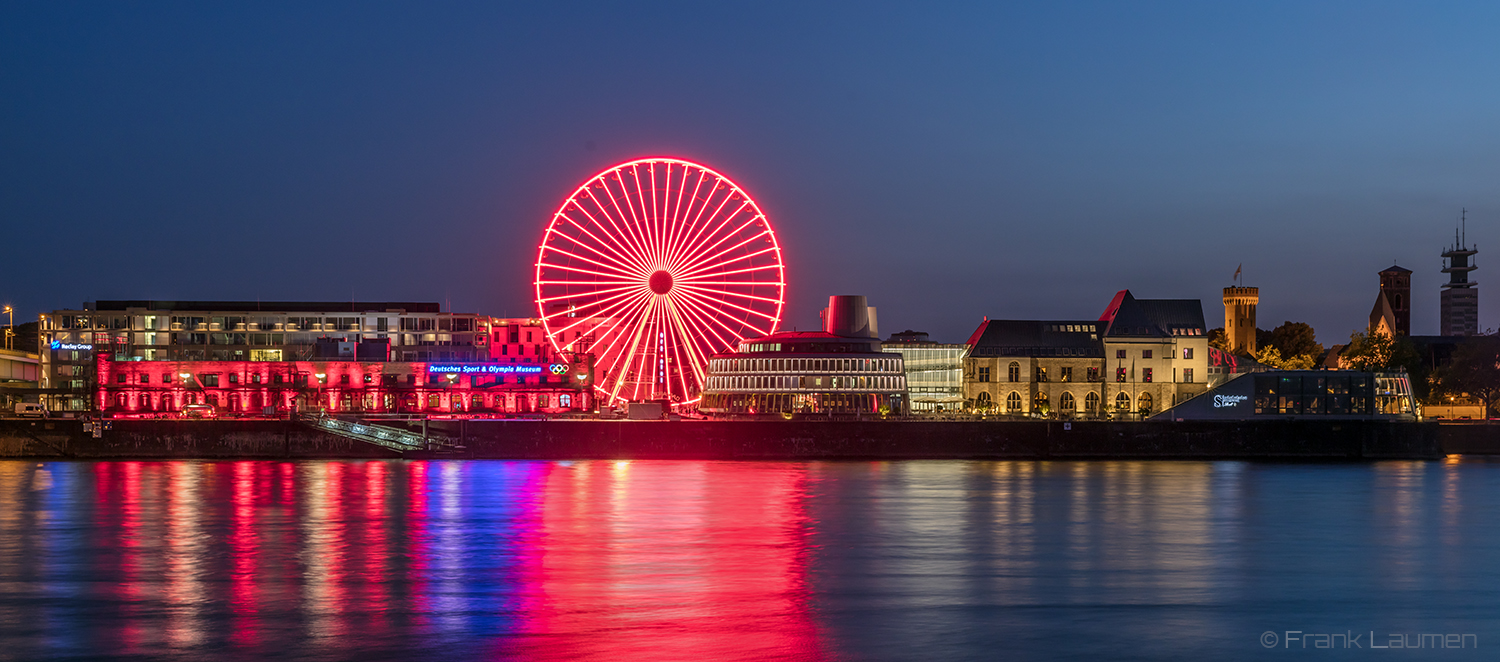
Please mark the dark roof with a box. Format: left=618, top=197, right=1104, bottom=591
left=1381, top=265, right=1412, bottom=273
left=966, top=319, right=1105, bottom=357
left=1098, top=290, right=1205, bottom=337
left=93, top=300, right=443, bottom=313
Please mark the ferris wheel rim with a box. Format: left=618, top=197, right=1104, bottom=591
left=534, top=157, right=786, bottom=407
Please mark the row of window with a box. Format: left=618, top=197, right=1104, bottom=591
left=976, top=363, right=1195, bottom=384
left=710, top=357, right=901, bottom=374
left=975, top=390, right=1154, bottom=413
left=102, top=389, right=576, bottom=414
left=1114, top=348, right=1194, bottom=359
left=109, top=372, right=549, bottom=387
left=706, top=375, right=905, bottom=391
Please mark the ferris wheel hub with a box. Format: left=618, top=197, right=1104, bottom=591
left=648, top=270, right=674, bottom=295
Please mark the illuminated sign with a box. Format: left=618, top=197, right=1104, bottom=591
left=50, top=341, right=94, bottom=351
left=1213, top=394, right=1249, bottom=408
left=429, top=364, right=543, bottom=374
left=549, top=364, right=568, bottom=374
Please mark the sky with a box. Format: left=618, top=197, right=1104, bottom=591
left=3, top=1, right=1499, bottom=346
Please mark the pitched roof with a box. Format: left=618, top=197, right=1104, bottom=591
left=966, top=319, right=1105, bottom=357
left=1381, top=264, right=1412, bottom=273
left=1099, top=290, right=1206, bottom=338
left=1369, top=291, right=1395, bottom=334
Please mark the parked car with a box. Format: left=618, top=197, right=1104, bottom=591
left=180, top=404, right=217, bottom=419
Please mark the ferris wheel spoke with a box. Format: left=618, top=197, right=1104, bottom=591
left=671, top=288, right=757, bottom=345
left=589, top=185, right=656, bottom=277
left=647, top=163, right=666, bottom=270
left=663, top=163, right=696, bottom=271
left=667, top=199, right=753, bottom=274
left=676, top=286, right=782, bottom=327
left=537, top=287, right=649, bottom=335
left=672, top=288, right=747, bottom=351
left=662, top=296, right=710, bottom=387
left=662, top=169, right=710, bottom=275
left=622, top=164, right=658, bottom=271
left=556, top=212, right=653, bottom=277
left=676, top=283, right=786, bottom=305
left=664, top=181, right=740, bottom=273
left=611, top=296, right=658, bottom=403
left=537, top=261, right=644, bottom=283
left=674, top=233, right=775, bottom=281
left=677, top=263, right=786, bottom=283
left=667, top=293, right=739, bottom=373
left=539, top=243, right=647, bottom=281
left=661, top=297, right=701, bottom=398
left=573, top=192, right=654, bottom=271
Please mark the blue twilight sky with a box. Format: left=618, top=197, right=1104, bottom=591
left=3, top=1, right=1499, bottom=345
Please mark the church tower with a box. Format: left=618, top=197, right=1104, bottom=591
left=1223, top=286, right=1258, bottom=354
left=1378, top=265, right=1411, bottom=336
left=1441, top=212, right=1478, bottom=336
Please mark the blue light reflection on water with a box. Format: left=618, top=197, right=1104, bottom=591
left=0, top=459, right=1496, bottom=661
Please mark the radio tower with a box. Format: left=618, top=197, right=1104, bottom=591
left=1441, top=209, right=1479, bottom=336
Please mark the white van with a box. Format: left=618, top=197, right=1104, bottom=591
left=13, top=403, right=47, bottom=418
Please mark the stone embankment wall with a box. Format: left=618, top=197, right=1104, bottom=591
left=0, top=418, right=1457, bottom=460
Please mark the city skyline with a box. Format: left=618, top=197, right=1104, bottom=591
left=4, top=2, right=1498, bottom=344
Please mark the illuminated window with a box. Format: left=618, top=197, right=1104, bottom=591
left=1142, top=368, right=1152, bottom=383
left=1086, top=367, right=1099, bottom=381
left=1035, top=366, right=1047, bottom=382
left=1007, top=392, right=1022, bottom=412
left=1060, top=392, right=1075, bottom=411
left=1060, top=367, right=1073, bottom=382
left=1184, top=369, right=1194, bottom=383
left=1183, top=348, right=1193, bottom=359
left=1116, top=367, right=1126, bottom=382
left=1085, top=392, right=1099, bottom=412
left=1008, top=362, right=1020, bottom=382
left=1115, top=392, right=1131, bottom=411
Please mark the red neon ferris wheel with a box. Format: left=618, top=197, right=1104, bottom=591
left=535, top=158, right=786, bottom=407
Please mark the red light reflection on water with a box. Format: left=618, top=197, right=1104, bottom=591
left=495, top=461, right=824, bottom=660
left=229, top=462, right=260, bottom=647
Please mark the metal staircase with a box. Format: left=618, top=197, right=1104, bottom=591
left=298, top=414, right=461, bottom=454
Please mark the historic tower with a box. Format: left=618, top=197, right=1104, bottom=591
left=1223, top=286, right=1258, bottom=354
left=1378, top=266, right=1412, bottom=336
left=1441, top=213, right=1478, bottom=336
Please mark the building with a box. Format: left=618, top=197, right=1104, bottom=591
left=0, top=347, right=40, bottom=411
left=92, top=354, right=594, bottom=418
left=1441, top=219, right=1479, bottom=336
left=963, top=290, right=1211, bottom=419
left=1222, top=286, right=1259, bottom=354
left=964, top=319, right=1108, bottom=417
left=1151, top=370, right=1415, bottom=421
left=882, top=330, right=965, bottom=413
left=1371, top=266, right=1412, bottom=336
left=699, top=296, right=908, bottom=416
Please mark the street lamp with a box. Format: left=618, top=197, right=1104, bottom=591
left=3, top=305, right=12, bottom=351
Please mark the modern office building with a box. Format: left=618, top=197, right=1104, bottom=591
left=1222, top=286, right=1259, bottom=354
left=964, top=290, right=1210, bottom=418
left=1152, top=370, right=1415, bottom=421
left=882, top=330, right=965, bottom=413
left=699, top=296, right=908, bottom=416
left=1441, top=221, right=1479, bottom=336
left=0, top=347, right=40, bottom=410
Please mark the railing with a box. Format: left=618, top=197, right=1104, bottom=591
left=297, top=413, right=456, bottom=452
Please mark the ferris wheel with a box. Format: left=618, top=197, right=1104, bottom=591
left=535, top=158, right=786, bottom=407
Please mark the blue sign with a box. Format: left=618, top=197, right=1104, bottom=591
left=51, top=341, right=93, bottom=351
left=429, top=364, right=543, bottom=374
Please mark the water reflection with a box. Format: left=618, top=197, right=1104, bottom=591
left=0, top=459, right=1494, bottom=660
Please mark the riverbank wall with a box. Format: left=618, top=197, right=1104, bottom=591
left=0, top=418, right=1459, bottom=460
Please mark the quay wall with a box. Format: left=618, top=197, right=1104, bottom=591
left=0, top=418, right=1454, bottom=460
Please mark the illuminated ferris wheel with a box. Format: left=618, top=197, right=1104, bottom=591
left=535, top=158, right=786, bottom=407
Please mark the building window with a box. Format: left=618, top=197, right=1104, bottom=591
left=1142, top=350, right=1153, bottom=359
left=1143, top=368, right=1153, bottom=383
left=1116, top=349, right=1126, bottom=359
left=1085, top=392, right=1100, bottom=412
left=1184, top=368, right=1194, bottom=383
left=976, top=391, right=992, bottom=410
left=1138, top=392, right=1154, bottom=414
left=1060, top=392, right=1075, bottom=412
left=1086, top=367, right=1099, bottom=382
left=1008, top=362, right=1020, bottom=382
left=1007, top=392, right=1022, bottom=412
left=1183, top=347, right=1193, bottom=360
left=140, top=374, right=150, bottom=384
left=1035, top=366, right=1047, bottom=382
left=1115, top=392, right=1131, bottom=412
left=1060, top=367, right=1073, bottom=382
left=228, top=373, right=238, bottom=384
left=1116, top=367, right=1126, bottom=382
left=340, top=374, right=350, bottom=385
left=978, top=366, right=991, bottom=383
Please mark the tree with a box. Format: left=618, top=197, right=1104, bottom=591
left=1269, top=321, right=1322, bottom=360
left=1432, top=334, right=1500, bottom=418
left=1207, top=328, right=1230, bottom=352
left=1341, top=330, right=1420, bottom=375
left=1253, top=345, right=1319, bottom=370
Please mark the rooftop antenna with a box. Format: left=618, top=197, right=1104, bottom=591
left=1462, top=207, right=1467, bottom=248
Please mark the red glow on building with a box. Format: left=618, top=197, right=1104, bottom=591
left=535, top=158, right=786, bottom=408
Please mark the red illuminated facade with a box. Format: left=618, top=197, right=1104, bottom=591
left=535, top=158, right=786, bottom=409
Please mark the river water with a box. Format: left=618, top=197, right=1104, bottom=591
left=0, top=459, right=1495, bottom=660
